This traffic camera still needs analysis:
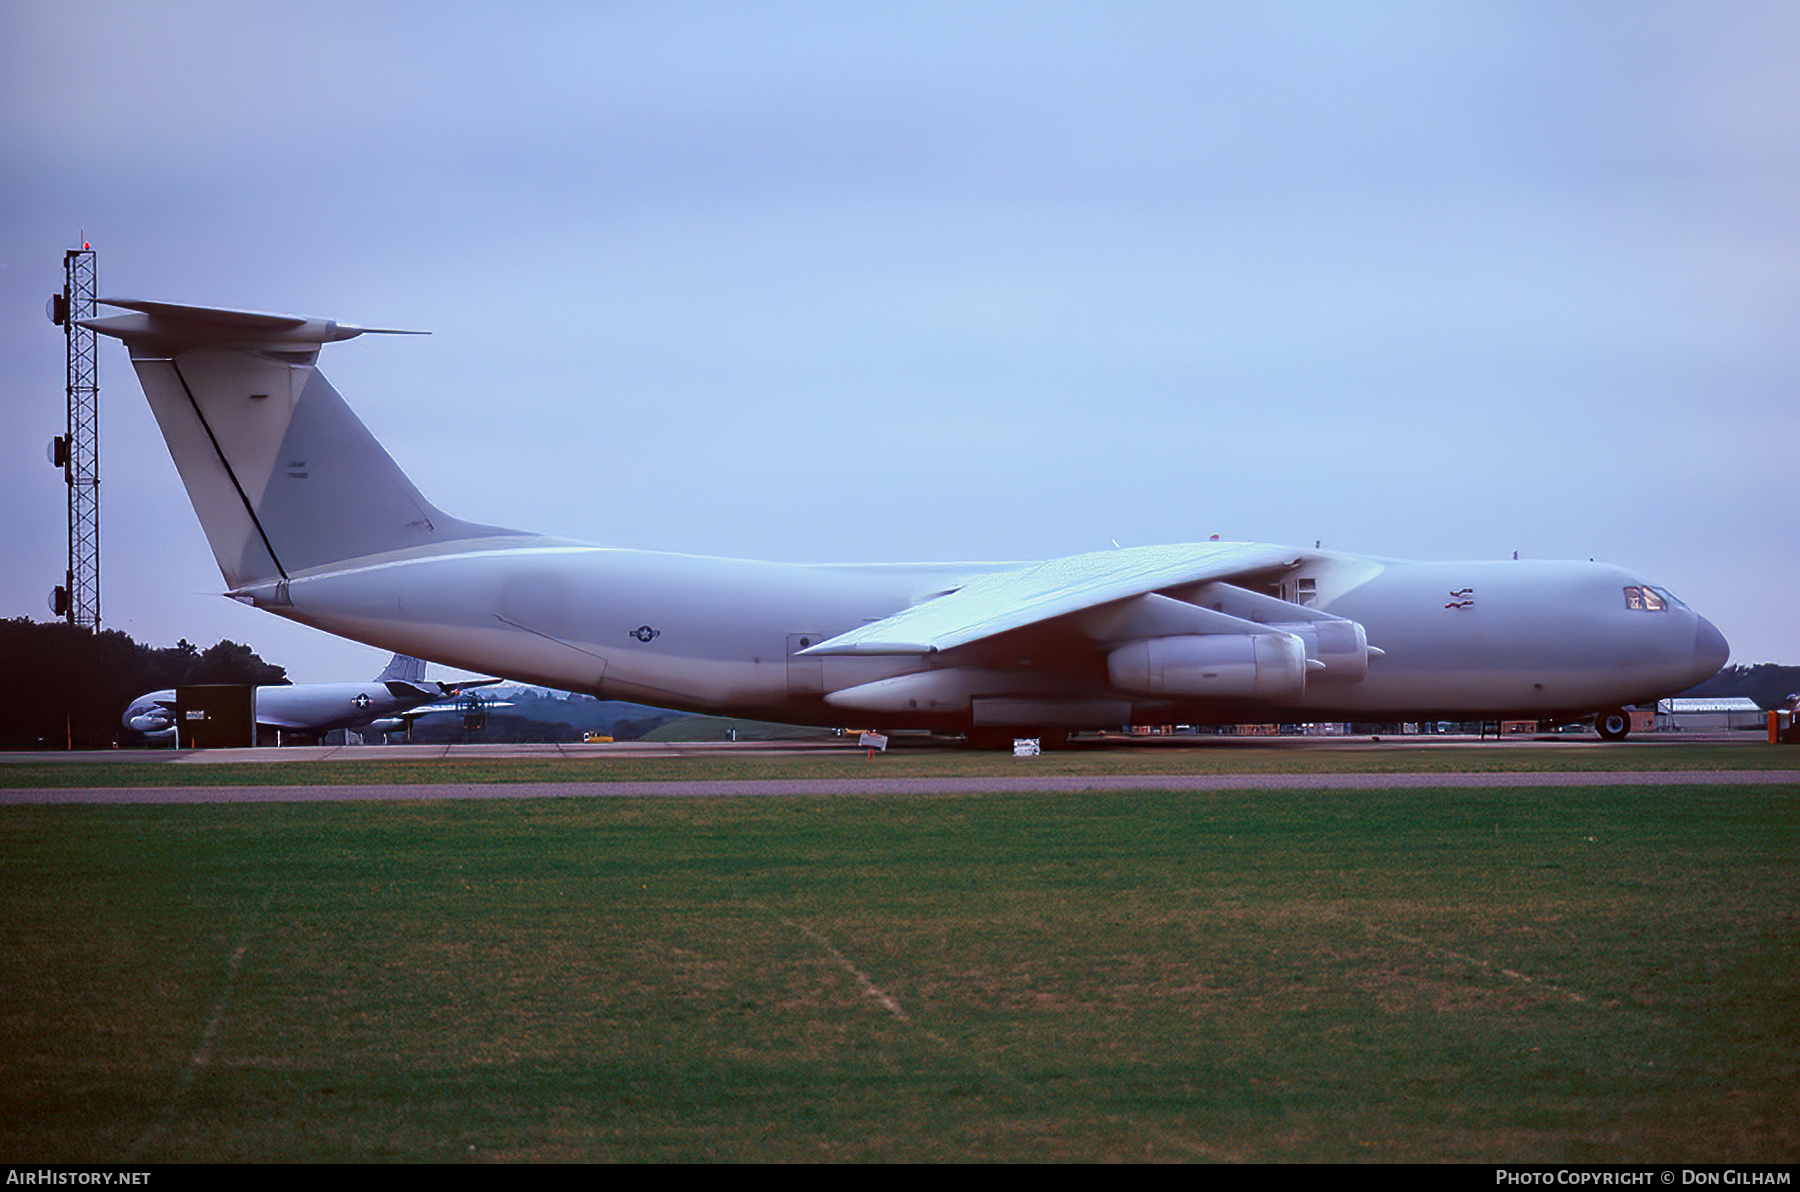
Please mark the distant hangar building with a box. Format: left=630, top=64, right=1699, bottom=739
left=1655, top=697, right=1765, bottom=732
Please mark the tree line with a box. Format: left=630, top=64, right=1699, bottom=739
left=0, top=617, right=681, bottom=749
left=0, top=617, right=286, bottom=749
left=1680, top=663, right=1800, bottom=710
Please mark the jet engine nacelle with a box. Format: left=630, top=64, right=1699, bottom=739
left=1107, top=633, right=1307, bottom=700
left=1271, top=618, right=1371, bottom=683
left=125, top=700, right=175, bottom=734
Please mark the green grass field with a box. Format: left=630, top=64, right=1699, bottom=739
left=1, top=738, right=1794, bottom=790
left=1, top=772, right=1795, bottom=1161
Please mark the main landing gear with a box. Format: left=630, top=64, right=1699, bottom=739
left=1594, top=707, right=1631, bottom=742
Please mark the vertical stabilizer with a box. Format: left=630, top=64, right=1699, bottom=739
left=84, top=299, right=517, bottom=589
left=376, top=654, right=427, bottom=684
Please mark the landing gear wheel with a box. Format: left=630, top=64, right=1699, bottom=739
left=1595, top=708, right=1630, bottom=742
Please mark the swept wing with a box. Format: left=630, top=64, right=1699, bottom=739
left=800, top=541, right=1301, bottom=656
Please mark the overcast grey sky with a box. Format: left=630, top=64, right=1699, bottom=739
left=3, top=0, right=1794, bottom=682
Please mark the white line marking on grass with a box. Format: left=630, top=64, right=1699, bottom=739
left=1356, top=921, right=1589, bottom=1005
left=784, top=919, right=910, bottom=1021
left=779, top=917, right=1238, bottom=1160
left=126, top=901, right=264, bottom=1160
left=781, top=916, right=1011, bottom=1075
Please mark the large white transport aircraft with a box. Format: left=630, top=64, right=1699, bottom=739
left=87, top=298, right=1728, bottom=746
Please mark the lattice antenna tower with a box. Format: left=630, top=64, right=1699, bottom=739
left=48, top=244, right=101, bottom=630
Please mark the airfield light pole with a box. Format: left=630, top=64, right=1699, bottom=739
left=46, top=244, right=102, bottom=750
left=48, top=243, right=101, bottom=632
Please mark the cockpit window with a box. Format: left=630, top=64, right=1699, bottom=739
left=1624, top=586, right=1667, bottom=612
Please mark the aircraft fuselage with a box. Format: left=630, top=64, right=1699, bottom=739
left=238, top=539, right=1726, bottom=731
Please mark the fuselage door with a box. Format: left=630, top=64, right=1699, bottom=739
left=786, top=633, right=825, bottom=697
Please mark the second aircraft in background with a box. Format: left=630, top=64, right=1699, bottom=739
left=122, top=653, right=501, bottom=745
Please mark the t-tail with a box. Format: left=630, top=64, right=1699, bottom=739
left=82, top=299, right=518, bottom=591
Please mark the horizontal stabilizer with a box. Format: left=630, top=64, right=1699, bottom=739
left=83, top=298, right=426, bottom=353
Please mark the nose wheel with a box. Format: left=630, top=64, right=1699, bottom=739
left=1595, top=708, right=1630, bottom=741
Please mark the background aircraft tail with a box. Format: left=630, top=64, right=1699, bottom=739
left=84, top=298, right=517, bottom=591
left=375, top=654, right=428, bottom=684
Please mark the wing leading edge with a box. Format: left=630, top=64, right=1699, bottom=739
left=799, top=541, right=1302, bottom=657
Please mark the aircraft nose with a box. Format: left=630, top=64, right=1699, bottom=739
left=1691, top=615, right=1729, bottom=681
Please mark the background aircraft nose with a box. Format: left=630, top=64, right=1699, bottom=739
left=1692, top=615, right=1729, bottom=681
